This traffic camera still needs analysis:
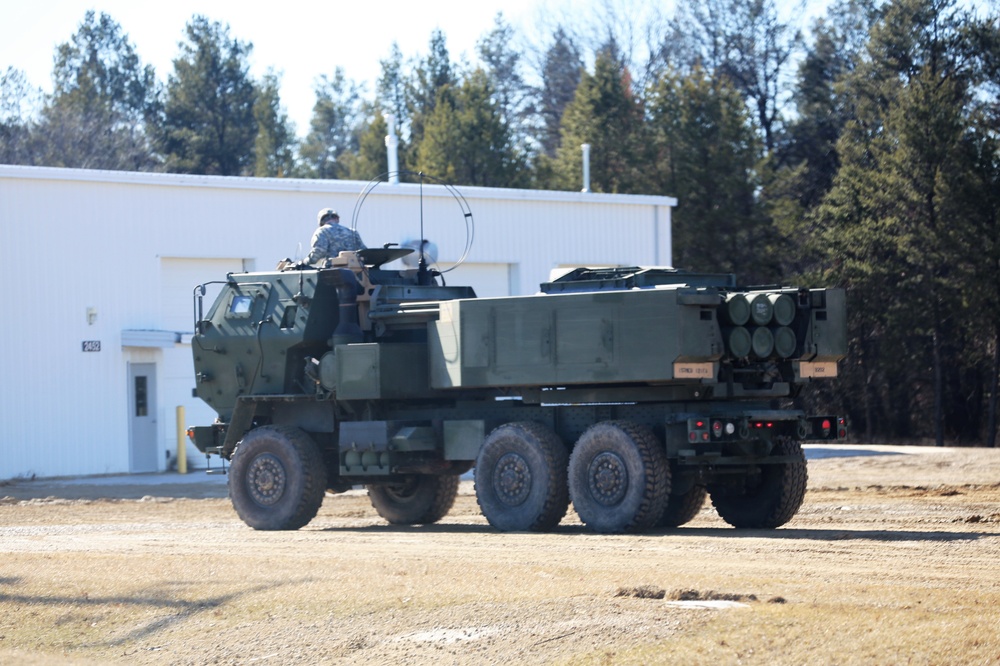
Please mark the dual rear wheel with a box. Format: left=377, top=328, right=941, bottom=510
left=474, top=422, right=570, bottom=531
left=567, top=421, right=670, bottom=533
left=475, top=420, right=806, bottom=533
left=475, top=420, right=680, bottom=534
left=707, top=437, right=808, bottom=528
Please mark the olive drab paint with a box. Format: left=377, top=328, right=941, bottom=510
left=190, top=251, right=847, bottom=534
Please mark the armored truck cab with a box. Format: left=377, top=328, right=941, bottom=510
left=190, top=249, right=847, bottom=534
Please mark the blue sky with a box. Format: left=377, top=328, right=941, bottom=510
left=3, top=0, right=854, bottom=136
left=2, top=0, right=549, bottom=133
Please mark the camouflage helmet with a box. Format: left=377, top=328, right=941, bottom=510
left=317, top=208, right=339, bottom=225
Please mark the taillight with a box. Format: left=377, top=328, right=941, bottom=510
left=689, top=419, right=711, bottom=442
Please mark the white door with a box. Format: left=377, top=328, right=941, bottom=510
left=160, top=257, right=248, bottom=332
left=442, top=262, right=513, bottom=297
left=129, top=363, right=159, bottom=473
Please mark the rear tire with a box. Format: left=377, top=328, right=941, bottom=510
left=367, top=474, right=459, bottom=525
left=656, top=485, right=707, bottom=528
left=708, top=438, right=807, bottom=528
left=229, top=425, right=327, bottom=531
left=475, top=422, right=569, bottom=532
left=568, top=421, right=669, bottom=534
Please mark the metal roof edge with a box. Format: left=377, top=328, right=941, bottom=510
left=0, top=164, right=355, bottom=193
left=0, top=164, right=677, bottom=207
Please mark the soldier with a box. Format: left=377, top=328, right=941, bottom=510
left=306, top=208, right=366, bottom=264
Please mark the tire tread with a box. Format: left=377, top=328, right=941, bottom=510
left=229, top=425, right=326, bottom=531
left=568, top=420, right=669, bottom=534
left=475, top=421, right=569, bottom=532
left=709, top=437, right=807, bottom=529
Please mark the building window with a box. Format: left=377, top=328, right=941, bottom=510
left=135, top=376, right=148, bottom=417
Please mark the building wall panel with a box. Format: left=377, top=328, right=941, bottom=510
left=0, top=166, right=675, bottom=479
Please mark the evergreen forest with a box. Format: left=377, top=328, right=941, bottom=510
left=2, top=0, right=1000, bottom=446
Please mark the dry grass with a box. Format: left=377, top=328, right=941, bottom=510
left=568, top=599, right=1000, bottom=665
left=2, top=446, right=1000, bottom=664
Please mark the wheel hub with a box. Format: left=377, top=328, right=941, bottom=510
left=588, top=452, right=627, bottom=506
left=494, top=452, right=532, bottom=506
left=246, top=453, right=286, bottom=507
left=384, top=476, right=420, bottom=502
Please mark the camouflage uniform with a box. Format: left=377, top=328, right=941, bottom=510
left=307, top=222, right=366, bottom=264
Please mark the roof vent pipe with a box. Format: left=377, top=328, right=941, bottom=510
left=386, top=114, right=400, bottom=185
left=581, top=143, right=591, bottom=193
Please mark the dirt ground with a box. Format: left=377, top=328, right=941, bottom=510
left=1, top=444, right=999, bottom=665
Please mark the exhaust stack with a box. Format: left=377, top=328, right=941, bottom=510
left=386, top=114, right=400, bottom=185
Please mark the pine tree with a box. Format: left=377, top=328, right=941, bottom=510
left=765, top=0, right=880, bottom=280
left=39, top=11, right=159, bottom=170
left=781, top=0, right=878, bottom=210
left=376, top=44, right=407, bottom=135
left=158, top=16, right=257, bottom=175
left=416, top=69, right=527, bottom=187
left=0, top=67, right=40, bottom=164
left=299, top=68, right=362, bottom=179
left=406, top=29, right=457, bottom=168
left=552, top=44, right=647, bottom=193
left=648, top=66, right=776, bottom=283
left=819, top=0, right=989, bottom=444
left=663, top=0, right=801, bottom=153
left=343, top=108, right=390, bottom=180
left=50, top=11, right=157, bottom=123
left=252, top=71, right=296, bottom=177
left=969, top=16, right=1000, bottom=446
left=477, top=13, right=528, bottom=132
left=537, top=26, right=583, bottom=158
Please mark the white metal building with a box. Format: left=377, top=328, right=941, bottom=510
left=0, top=164, right=676, bottom=480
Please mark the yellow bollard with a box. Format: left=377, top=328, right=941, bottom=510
left=176, top=406, right=187, bottom=474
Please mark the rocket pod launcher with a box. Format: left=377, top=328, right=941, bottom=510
left=430, top=266, right=845, bottom=391
left=190, top=249, right=847, bottom=534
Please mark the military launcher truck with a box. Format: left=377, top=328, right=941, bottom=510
left=189, top=242, right=847, bottom=534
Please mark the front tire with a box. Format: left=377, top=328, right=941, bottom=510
left=708, top=437, right=807, bottom=528
left=367, top=474, right=459, bottom=525
left=568, top=421, right=669, bottom=534
left=229, top=425, right=327, bottom=531
left=475, top=422, right=569, bottom=532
